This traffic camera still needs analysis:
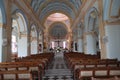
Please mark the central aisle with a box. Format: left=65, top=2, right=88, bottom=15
left=42, top=52, right=73, bottom=80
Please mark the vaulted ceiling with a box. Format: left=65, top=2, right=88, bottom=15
left=28, top=0, right=84, bottom=40
left=30, top=0, right=82, bottom=23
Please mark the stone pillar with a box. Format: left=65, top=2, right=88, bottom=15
left=27, top=31, right=31, bottom=56
left=86, top=34, right=96, bottom=54
left=84, top=32, right=97, bottom=54
left=77, top=38, right=83, bottom=53
left=0, top=25, right=3, bottom=62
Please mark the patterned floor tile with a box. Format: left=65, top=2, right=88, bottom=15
left=42, top=55, right=73, bottom=80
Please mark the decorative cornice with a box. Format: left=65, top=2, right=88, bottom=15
left=104, top=20, right=120, bottom=25
left=84, top=31, right=96, bottom=36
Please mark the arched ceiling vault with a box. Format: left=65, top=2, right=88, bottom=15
left=48, top=22, right=68, bottom=39
left=40, top=10, right=72, bottom=24
left=30, top=0, right=82, bottom=23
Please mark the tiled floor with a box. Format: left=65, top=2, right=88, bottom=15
left=42, top=53, right=73, bottom=80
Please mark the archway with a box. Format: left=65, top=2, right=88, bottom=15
left=30, top=24, right=38, bottom=54
left=49, top=23, right=68, bottom=47
left=11, top=12, right=28, bottom=58
left=84, top=7, right=100, bottom=54
left=44, top=13, right=71, bottom=52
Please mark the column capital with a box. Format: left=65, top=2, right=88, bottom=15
left=84, top=31, right=96, bottom=36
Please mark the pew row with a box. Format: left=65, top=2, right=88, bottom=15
left=0, top=61, right=42, bottom=80
left=0, top=53, right=54, bottom=80
left=75, top=67, right=120, bottom=80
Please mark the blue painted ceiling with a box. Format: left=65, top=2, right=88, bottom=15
left=30, top=0, right=82, bottom=22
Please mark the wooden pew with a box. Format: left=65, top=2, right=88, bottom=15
left=0, top=53, right=54, bottom=80
left=0, top=61, right=42, bottom=80
left=76, top=67, right=120, bottom=80
left=73, top=59, right=120, bottom=70
left=64, top=52, right=120, bottom=80
left=91, top=76, right=116, bottom=80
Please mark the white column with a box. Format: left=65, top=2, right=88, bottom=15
left=78, top=38, right=83, bottom=53
left=86, top=34, right=97, bottom=54
left=0, top=27, right=8, bottom=62
left=0, top=27, right=2, bottom=62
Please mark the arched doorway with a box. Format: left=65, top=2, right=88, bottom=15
left=11, top=12, right=28, bottom=59
left=30, top=24, right=38, bottom=54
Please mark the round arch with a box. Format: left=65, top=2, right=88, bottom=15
left=11, top=10, right=28, bottom=58
left=48, top=22, right=70, bottom=50
left=42, top=10, right=72, bottom=25
left=84, top=7, right=100, bottom=54
left=12, top=9, right=29, bottom=33
left=84, top=7, right=99, bottom=32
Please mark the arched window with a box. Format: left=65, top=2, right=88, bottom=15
left=11, top=11, right=28, bottom=58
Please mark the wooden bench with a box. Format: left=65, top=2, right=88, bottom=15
left=0, top=61, right=42, bottom=80
left=91, top=76, right=119, bottom=80
left=73, top=60, right=120, bottom=70
left=76, top=67, right=120, bottom=80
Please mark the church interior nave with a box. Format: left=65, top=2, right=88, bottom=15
left=0, top=0, right=120, bottom=80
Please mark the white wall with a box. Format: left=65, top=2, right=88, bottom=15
left=31, top=40, right=37, bottom=54
left=105, top=25, right=120, bottom=60
left=78, top=39, right=83, bottom=52
left=18, top=37, right=27, bottom=57
left=86, top=34, right=96, bottom=54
